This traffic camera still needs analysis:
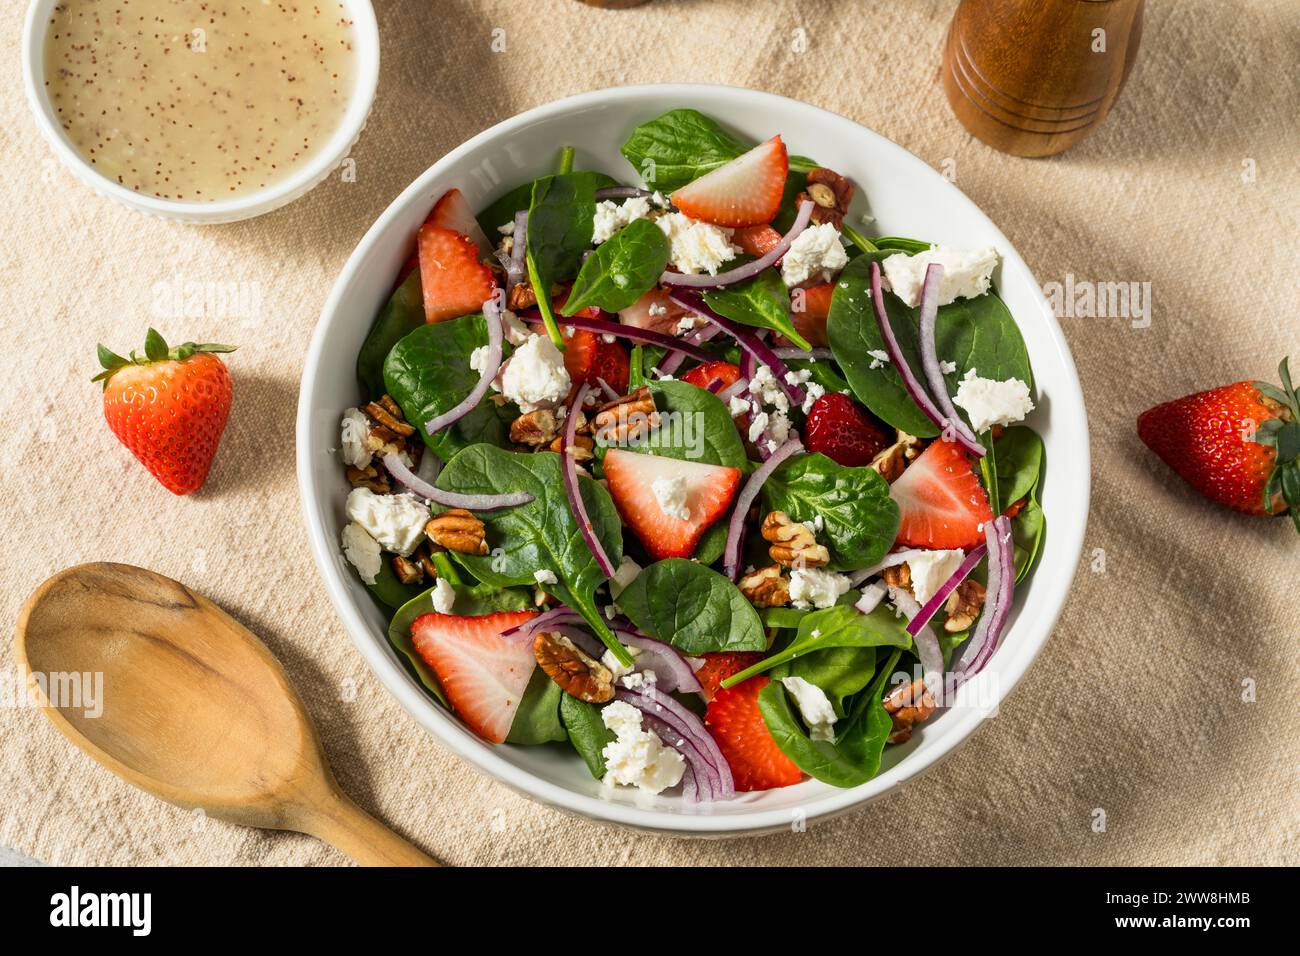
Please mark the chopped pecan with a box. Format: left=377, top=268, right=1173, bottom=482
left=549, top=432, right=595, bottom=461
left=511, top=407, right=562, bottom=446
left=391, top=554, right=425, bottom=585
left=944, top=578, right=986, bottom=633
left=881, top=562, right=912, bottom=592
left=507, top=282, right=538, bottom=311
left=591, top=386, right=659, bottom=445
left=345, top=463, right=391, bottom=494
left=761, top=511, right=830, bottom=569
left=425, top=508, right=488, bottom=555
left=869, top=430, right=923, bottom=483
left=798, top=167, right=855, bottom=228
left=883, top=677, right=936, bottom=744
left=364, top=395, right=416, bottom=438
left=533, top=631, right=615, bottom=703
left=739, top=565, right=791, bottom=608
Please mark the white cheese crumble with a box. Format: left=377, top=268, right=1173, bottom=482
left=648, top=302, right=669, bottom=317
left=953, top=368, right=1035, bottom=433
left=801, top=381, right=826, bottom=413
left=430, top=576, right=456, bottom=614
left=781, top=222, right=849, bottom=287
left=748, top=365, right=789, bottom=413
left=497, top=221, right=515, bottom=236
left=789, top=567, right=852, bottom=609
left=656, top=212, right=739, bottom=275
left=601, top=645, right=640, bottom=681
left=533, top=569, right=558, bottom=586
left=780, top=676, right=838, bottom=741
left=610, top=555, right=641, bottom=599
left=592, top=197, right=652, bottom=244
left=500, top=308, right=530, bottom=346
left=747, top=410, right=770, bottom=444
left=882, top=246, right=999, bottom=308
left=500, top=334, right=571, bottom=412
left=345, top=488, right=429, bottom=556
left=340, top=407, right=372, bottom=469
left=728, top=395, right=752, bottom=418
left=600, top=700, right=686, bottom=794
left=939, top=359, right=958, bottom=375
left=340, top=522, right=382, bottom=585
left=867, top=349, right=890, bottom=369
left=651, top=475, right=691, bottom=522
left=906, top=549, right=966, bottom=606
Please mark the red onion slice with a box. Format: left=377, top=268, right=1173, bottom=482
left=615, top=630, right=703, bottom=695
left=519, top=311, right=716, bottom=363
left=680, top=763, right=699, bottom=802
left=500, top=605, right=584, bottom=643
left=906, top=545, right=988, bottom=638
left=424, top=296, right=504, bottom=436
left=916, top=263, right=984, bottom=455
left=500, top=210, right=528, bottom=301
left=716, top=377, right=749, bottom=404
left=854, top=581, right=887, bottom=614
left=912, top=628, right=945, bottom=684
left=383, top=452, right=533, bottom=511
left=660, top=200, right=814, bottom=289
left=632, top=706, right=716, bottom=802
left=869, top=262, right=984, bottom=458
left=561, top=383, right=618, bottom=578
left=595, top=186, right=657, bottom=201
left=723, top=437, right=804, bottom=580
left=955, top=517, right=1014, bottom=679
left=773, top=347, right=835, bottom=361
left=656, top=321, right=722, bottom=377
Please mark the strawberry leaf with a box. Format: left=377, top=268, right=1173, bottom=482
left=144, top=328, right=169, bottom=361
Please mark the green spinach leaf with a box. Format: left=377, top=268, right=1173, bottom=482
left=617, top=558, right=766, bottom=654
left=702, top=268, right=812, bottom=351
left=620, top=109, right=752, bottom=191
left=873, top=236, right=932, bottom=255
left=357, top=269, right=423, bottom=396
left=506, top=668, right=567, bottom=745
left=725, top=603, right=911, bottom=686
left=641, top=380, right=748, bottom=468
left=770, top=645, right=877, bottom=718
left=760, top=452, right=899, bottom=570
left=563, top=219, right=670, bottom=315
left=994, top=426, right=1044, bottom=508
left=526, top=171, right=612, bottom=346
left=560, top=695, right=614, bottom=779
left=1012, top=493, right=1046, bottom=583
left=363, top=558, right=425, bottom=611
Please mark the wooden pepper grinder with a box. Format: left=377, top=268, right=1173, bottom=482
left=942, top=0, right=1145, bottom=157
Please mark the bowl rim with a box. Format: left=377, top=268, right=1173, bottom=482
left=20, top=0, right=380, bottom=223
left=295, top=83, right=1091, bottom=835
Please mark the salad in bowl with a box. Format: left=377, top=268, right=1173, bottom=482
left=331, top=106, right=1048, bottom=804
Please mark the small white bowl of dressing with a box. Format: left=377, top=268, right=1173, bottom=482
left=22, top=0, right=379, bottom=224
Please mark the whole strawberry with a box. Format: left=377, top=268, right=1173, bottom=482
left=1137, top=357, right=1298, bottom=531
left=94, top=329, right=236, bottom=495
left=804, top=392, right=890, bottom=467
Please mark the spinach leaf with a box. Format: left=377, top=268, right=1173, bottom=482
left=560, top=695, right=614, bottom=779
left=758, top=648, right=901, bottom=787
left=760, top=452, right=899, bottom=570
left=641, top=380, right=748, bottom=468
left=617, top=558, right=766, bottom=654
left=620, top=108, right=752, bottom=191
left=506, top=668, right=567, bottom=745
left=770, top=645, right=877, bottom=718
left=1012, top=493, right=1046, bottom=583
left=725, top=603, right=911, bottom=686
left=702, top=268, right=812, bottom=351
left=357, top=269, right=423, bottom=396
left=363, top=558, right=425, bottom=611
left=937, top=293, right=1035, bottom=393
left=873, top=236, right=932, bottom=255
left=562, top=219, right=670, bottom=315
left=385, top=581, right=532, bottom=707
left=526, top=171, right=613, bottom=345
left=383, top=316, right=511, bottom=459
left=476, top=182, right=534, bottom=238
left=693, top=518, right=728, bottom=566
left=436, top=445, right=630, bottom=664
left=783, top=356, right=849, bottom=396
left=994, top=426, right=1044, bottom=508
left=760, top=606, right=815, bottom=630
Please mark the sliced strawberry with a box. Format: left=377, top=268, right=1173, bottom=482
left=563, top=328, right=630, bottom=397
left=790, top=282, right=835, bottom=348
left=425, top=187, right=492, bottom=258
left=618, top=288, right=690, bottom=337
left=410, top=610, right=539, bottom=744
left=804, top=392, right=891, bottom=467
left=417, top=224, right=497, bottom=324
left=1002, top=497, right=1027, bottom=520
left=671, top=136, right=789, bottom=228
left=682, top=360, right=742, bottom=394
left=890, top=438, right=993, bottom=549
left=732, top=224, right=783, bottom=258
left=603, top=448, right=741, bottom=560
left=706, top=676, right=803, bottom=792
left=694, top=652, right=765, bottom=702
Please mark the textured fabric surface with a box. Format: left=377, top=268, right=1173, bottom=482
left=1, top=0, right=1296, bottom=867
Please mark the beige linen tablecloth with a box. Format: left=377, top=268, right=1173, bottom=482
left=1, top=0, right=1296, bottom=866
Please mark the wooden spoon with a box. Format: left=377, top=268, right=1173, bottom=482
left=13, top=562, right=436, bottom=866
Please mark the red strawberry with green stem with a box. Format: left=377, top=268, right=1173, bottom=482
left=1137, top=358, right=1299, bottom=530
left=804, top=392, right=891, bottom=468
left=94, top=329, right=236, bottom=496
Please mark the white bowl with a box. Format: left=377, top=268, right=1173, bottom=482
left=297, top=85, right=1091, bottom=836
left=21, top=0, right=379, bottom=224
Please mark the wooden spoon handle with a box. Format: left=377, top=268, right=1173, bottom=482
left=296, top=791, right=439, bottom=867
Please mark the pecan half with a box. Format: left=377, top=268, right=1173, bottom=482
left=798, top=167, right=855, bottom=229
left=345, top=463, right=391, bottom=494
left=391, top=554, right=425, bottom=585
left=591, top=386, right=659, bottom=445
left=549, top=432, right=595, bottom=461
left=944, top=578, right=986, bottom=633
left=883, top=677, right=936, bottom=744
left=511, top=407, right=562, bottom=446
left=881, top=562, right=912, bottom=593
left=739, top=564, right=791, bottom=608
left=761, top=511, right=830, bottom=569
left=507, top=282, right=538, bottom=311
left=534, top=631, right=614, bottom=703
left=869, top=430, right=923, bottom=483
left=364, top=395, right=416, bottom=438
left=425, top=508, right=488, bottom=555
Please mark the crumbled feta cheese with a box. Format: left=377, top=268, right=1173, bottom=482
left=430, top=576, right=456, bottom=614
left=789, top=567, right=852, bottom=609
left=592, top=197, right=652, bottom=244
left=784, top=368, right=812, bottom=386
left=500, top=309, right=530, bottom=346
left=906, top=549, right=966, bottom=606
left=346, top=488, right=429, bottom=556
left=610, top=555, right=641, bottom=599
left=649, top=191, right=670, bottom=209
left=801, top=381, right=826, bottom=413
left=500, top=334, right=571, bottom=412
left=533, top=569, right=558, bottom=586
left=340, top=407, right=372, bottom=469
left=340, top=522, right=382, bottom=585
left=469, top=344, right=492, bottom=377
left=619, top=670, right=656, bottom=691
left=953, top=368, right=1035, bottom=432
left=648, top=302, right=669, bottom=317
left=854, top=581, right=888, bottom=615
left=728, top=395, right=752, bottom=418
left=781, top=222, right=849, bottom=287
left=780, top=676, right=838, bottom=741
left=802, top=515, right=825, bottom=535
left=656, top=212, right=739, bottom=275
left=601, top=646, right=640, bottom=681
left=498, top=221, right=515, bottom=236
left=748, top=366, right=789, bottom=413
left=867, top=349, right=890, bottom=369
left=882, top=246, right=999, bottom=308
left=939, top=359, right=958, bottom=375
left=747, top=410, right=770, bottom=443
left=600, top=700, right=685, bottom=794
left=766, top=409, right=791, bottom=445
left=674, top=314, right=704, bottom=335
left=651, top=475, right=691, bottom=522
